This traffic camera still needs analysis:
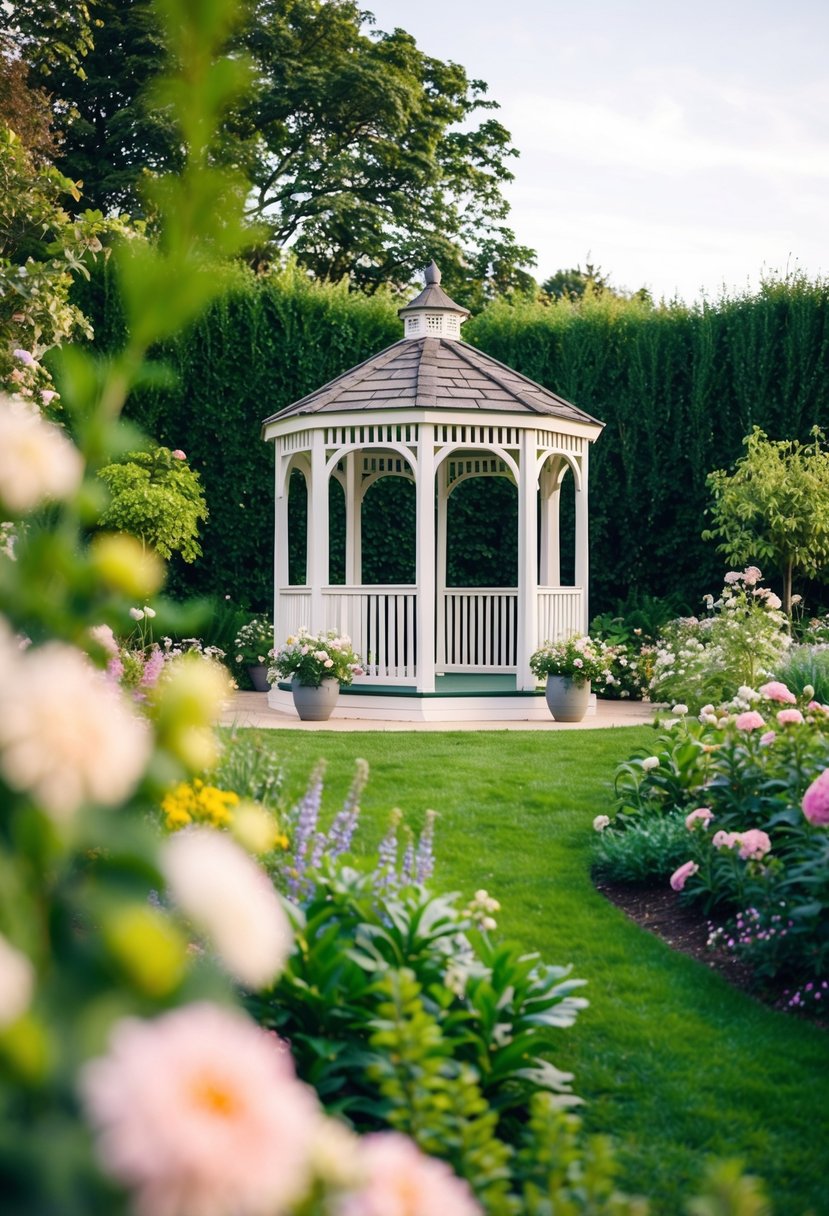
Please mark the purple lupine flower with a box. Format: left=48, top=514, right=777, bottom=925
left=415, top=809, right=437, bottom=884
left=287, top=760, right=326, bottom=900
left=326, top=757, right=369, bottom=860
left=401, top=827, right=415, bottom=885
left=309, top=830, right=327, bottom=871
left=373, top=809, right=402, bottom=896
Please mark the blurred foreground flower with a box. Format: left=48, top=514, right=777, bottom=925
left=162, top=828, right=293, bottom=988
left=79, top=1002, right=321, bottom=1216
left=0, top=932, right=35, bottom=1029
left=338, top=1131, right=482, bottom=1216
left=0, top=638, right=151, bottom=821
left=0, top=394, right=83, bottom=513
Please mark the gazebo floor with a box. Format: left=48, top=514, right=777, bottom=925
left=268, top=673, right=584, bottom=722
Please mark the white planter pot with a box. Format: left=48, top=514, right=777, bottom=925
left=545, top=675, right=591, bottom=722
left=291, top=677, right=340, bottom=721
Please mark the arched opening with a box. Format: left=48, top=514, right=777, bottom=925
left=446, top=476, right=517, bottom=587
left=558, top=466, right=576, bottom=586
left=360, top=475, right=416, bottom=585
left=287, top=467, right=308, bottom=585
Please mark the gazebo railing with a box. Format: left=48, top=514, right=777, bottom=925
left=277, top=584, right=585, bottom=685
left=537, top=587, right=584, bottom=643
left=439, top=588, right=518, bottom=671
left=323, top=586, right=418, bottom=684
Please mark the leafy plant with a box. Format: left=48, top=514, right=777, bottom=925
left=98, top=445, right=208, bottom=563
left=593, top=812, right=693, bottom=885
left=270, top=626, right=361, bottom=688
left=530, top=634, right=614, bottom=687
left=773, top=643, right=829, bottom=703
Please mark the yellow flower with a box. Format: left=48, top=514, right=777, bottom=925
left=161, top=781, right=239, bottom=832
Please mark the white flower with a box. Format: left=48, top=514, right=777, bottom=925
left=0, top=642, right=151, bottom=821
left=142, top=606, right=156, bottom=619
left=0, top=394, right=83, bottom=513
left=592, top=814, right=611, bottom=831
left=162, top=829, right=293, bottom=989
left=765, top=593, right=782, bottom=610
left=0, top=932, right=35, bottom=1028
left=129, top=607, right=145, bottom=621
left=642, top=756, right=660, bottom=771
left=671, top=704, right=688, bottom=716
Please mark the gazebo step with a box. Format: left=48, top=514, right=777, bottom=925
left=270, top=683, right=597, bottom=722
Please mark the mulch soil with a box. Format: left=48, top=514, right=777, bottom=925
left=594, top=879, right=828, bottom=1031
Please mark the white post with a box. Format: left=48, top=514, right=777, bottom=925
left=416, top=424, right=436, bottom=692
left=435, top=461, right=449, bottom=672
left=517, top=430, right=539, bottom=689
left=309, top=430, right=329, bottom=632
left=575, top=447, right=589, bottom=633
left=344, top=451, right=361, bottom=585
left=539, top=458, right=562, bottom=587
left=274, top=447, right=290, bottom=640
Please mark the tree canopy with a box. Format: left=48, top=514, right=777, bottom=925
left=3, top=0, right=535, bottom=305
left=703, top=427, right=829, bottom=615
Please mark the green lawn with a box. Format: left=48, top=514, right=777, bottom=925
left=242, top=726, right=829, bottom=1216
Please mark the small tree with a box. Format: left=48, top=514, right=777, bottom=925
left=98, top=445, right=208, bottom=562
left=703, top=426, right=829, bottom=615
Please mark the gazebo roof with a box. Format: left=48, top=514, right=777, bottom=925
left=264, top=336, right=602, bottom=426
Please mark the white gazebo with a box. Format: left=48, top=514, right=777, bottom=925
left=263, top=263, right=604, bottom=721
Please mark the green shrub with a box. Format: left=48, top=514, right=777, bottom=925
left=773, top=643, right=829, bottom=702
left=593, top=813, right=693, bottom=884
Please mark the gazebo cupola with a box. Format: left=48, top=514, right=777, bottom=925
left=398, top=260, right=469, bottom=340
left=262, top=264, right=605, bottom=722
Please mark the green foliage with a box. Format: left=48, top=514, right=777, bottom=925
left=249, top=867, right=593, bottom=1213
left=592, top=813, right=693, bottom=885
left=97, top=445, right=208, bottom=562
left=703, top=427, right=829, bottom=613
left=773, top=643, right=829, bottom=703
left=530, top=635, right=615, bottom=687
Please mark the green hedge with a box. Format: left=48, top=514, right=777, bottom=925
left=75, top=264, right=829, bottom=614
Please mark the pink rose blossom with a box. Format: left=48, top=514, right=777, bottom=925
left=669, top=860, right=699, bottom=891
left=776, top=708, right=804, bottom=726
left=171, top=449, right=186, bottom=460
left=758, top=681, right=796, bottom=704
left=339, top=1132, right=482, bottom=1216
left=79, top=1002, right=320, bottom=1216
left=685, top=807, right=714, bottom=830
left=802, top=770, right=829, bottom=827
left=736, top=829, right=772, bottom=860
left=735, top=711, right=765, bottom=731
left=743, top=566, right=762, bottom=585
left=723, top=571, right=741, bottom=584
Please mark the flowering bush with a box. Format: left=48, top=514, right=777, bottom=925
left=649, top=568, right=790, bottom=711
left=605, top=679, right=829, bottom=991
left=529, top=633, right=614, bottom=688
left=233, top=612, right=273, bottom=667
left=270, top=627, right=362, bottom=688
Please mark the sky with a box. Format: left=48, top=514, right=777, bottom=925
left=367, top=0, right=828, bottom=304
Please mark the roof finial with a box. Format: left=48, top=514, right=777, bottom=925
left=424, top=260, right=441, bottom=285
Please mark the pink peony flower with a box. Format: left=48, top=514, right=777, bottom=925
left=758, top=681, right=796, bottom=704
left=802, top=770, right=829, bottom=826
left=776, top=708, right=804, bottom=726
left=171, top=449, right=186, bottom=460
left=339, top=1132, right=482, bottom=1216
left=79, top=1002, right=320, bottom=1216
left=12, top=348, right=36, bottom=368
left=737, top=829, right=772, bottom=861
left=760, top=730, right=776, bottom=745
left=685, top=807, right=714, bottom=830
left=735, top=711, right=765, bottom=731
left=670, top=860, right=699, bottom=891
left=712, top=830, right=739, bottom=850
left=743, top=565, right=762, bottom=585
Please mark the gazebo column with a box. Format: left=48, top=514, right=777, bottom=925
left=516, top=431, right=539, bottom=690
left=274, top=449, right=290, bottom=637
left=344, top=451, right=362, bottom=584
left=416, top=424, right=436, bottom=692
left=539, top=459, right=562, bottom=586
left=435, top=462, right=449, bottom=672
left=575, top=449, right=589, bottom=633
left=309, top=430, right=329, bottom=632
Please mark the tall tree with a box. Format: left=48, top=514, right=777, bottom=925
left=3, top=0, right=534, bottom=303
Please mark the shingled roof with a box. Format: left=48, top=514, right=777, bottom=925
left=263, top=336, right=602, bottom=427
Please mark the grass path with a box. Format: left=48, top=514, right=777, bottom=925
left=248, top=726, right=829, bottom=1215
